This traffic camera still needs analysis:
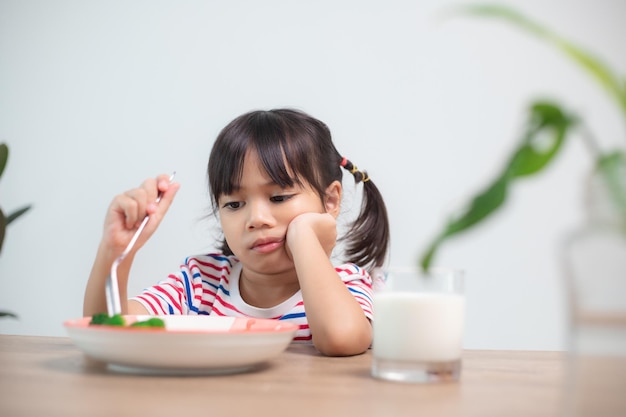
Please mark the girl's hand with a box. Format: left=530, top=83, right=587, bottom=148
left=102, top=174, right=180, bottom=255
left=285, top=212, right=337, bottom=261
left=285, top=211, right=372, bottom=356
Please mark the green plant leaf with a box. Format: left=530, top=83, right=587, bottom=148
left=0, top=143, right=7, bottom=179
left=0, top=208, right=5, bottom=254
left=450, top=4, right=626, bottom=119
left=6, top=205, right=31, bottom=225
left=0, top=205, right=33, bottom=255
left=507, top=102, right=572, bottom=177
left=0, top=310, right=18, bottom=319
left=1, top=205, right=32, bottom=254
left=420, top=101, right=576, bottom=270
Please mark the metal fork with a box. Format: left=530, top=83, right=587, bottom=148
left=105, top=173, right=176, bottom=316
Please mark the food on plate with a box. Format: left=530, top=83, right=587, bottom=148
left=89, top=313, right=165, bottom=328
left=129, top=317, right=166, bottom=328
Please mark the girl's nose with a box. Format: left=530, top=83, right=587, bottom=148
left=246, top=201, right=274, bottom=229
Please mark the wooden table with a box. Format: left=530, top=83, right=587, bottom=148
left=0, top=335, right=567, bottom=417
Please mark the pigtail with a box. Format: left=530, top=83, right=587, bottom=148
left=340, top=158, right=390, bottom=269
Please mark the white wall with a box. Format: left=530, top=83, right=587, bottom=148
left=1, top=0, right=624, bottom=350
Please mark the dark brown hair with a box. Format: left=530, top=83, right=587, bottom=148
left=207, top=108, right=390, bottom=269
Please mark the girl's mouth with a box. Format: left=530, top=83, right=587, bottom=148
left=251, top=238, right=284, bottom=254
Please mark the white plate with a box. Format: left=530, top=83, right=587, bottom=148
left=64, top=315, right=298, bottom=375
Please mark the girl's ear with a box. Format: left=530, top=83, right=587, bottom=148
left=324, top=180, right=342, bottom=218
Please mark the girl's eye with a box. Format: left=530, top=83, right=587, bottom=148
left=270, top=194, right=294, bottom=203
left=222, top=201, right=242, bottom=210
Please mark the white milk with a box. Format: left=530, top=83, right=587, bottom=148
left=373, top=292, right=465, bottom=362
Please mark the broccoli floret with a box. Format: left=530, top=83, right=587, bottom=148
left=89, top=313, right=164, bottom=329
left=89, top=313, right=109, bottom=325
left=130, top=318, right=166, bottom=328
left=104, top=314, right=125, bottom=326
left=89, top=313, right=125, bottom=326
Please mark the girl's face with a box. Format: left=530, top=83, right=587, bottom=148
left=217, top=150, right=339, bottom=276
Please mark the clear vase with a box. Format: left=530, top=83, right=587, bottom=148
left=561, top=170, right=626, bottom=417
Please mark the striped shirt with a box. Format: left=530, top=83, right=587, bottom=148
left=131, top=253, right=374, bottom=343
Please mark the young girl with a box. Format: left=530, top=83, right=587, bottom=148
left=83, top=108, right=390, bottom=356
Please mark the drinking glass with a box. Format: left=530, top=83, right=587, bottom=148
left=371, top=267, right=465, bottom=383
left=559, top=170, right=626, bottom=416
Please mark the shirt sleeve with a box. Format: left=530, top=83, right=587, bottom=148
left=131, top=254, right=234, bottom=316
left=335, top=263, right=374, bottom=321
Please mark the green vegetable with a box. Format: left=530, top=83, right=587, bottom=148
left=130, top=318, right=166, bottom=328
left=90, top=313, right=125, bottom=326
left=89, top=313, right=165, bottom=328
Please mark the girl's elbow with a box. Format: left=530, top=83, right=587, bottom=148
left=313, top=327, right=372, bottom=357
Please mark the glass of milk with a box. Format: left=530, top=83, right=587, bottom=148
left=371, top=267, right=465, bottom=383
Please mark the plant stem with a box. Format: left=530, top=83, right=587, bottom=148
left=577, top=123, right=603, bottom=160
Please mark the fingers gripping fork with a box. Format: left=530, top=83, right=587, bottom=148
left=105, top=173, right=175, bottom=316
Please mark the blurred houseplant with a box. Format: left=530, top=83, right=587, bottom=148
left=420, top=5, right=626, bottom=415
left=420, top=3, right=626, bottom=270
left=1, top=143, right=32, bottom=318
